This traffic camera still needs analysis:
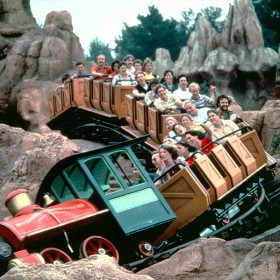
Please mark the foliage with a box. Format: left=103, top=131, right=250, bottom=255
left=86, top=38, right=113, bottom=64
left=114, top=6, right=187, bottom=61
left=200, top=7, right=224, bottom=33
left=252, top=0, right=280, bottom=51
left=271, top=132, right=280, bottom=154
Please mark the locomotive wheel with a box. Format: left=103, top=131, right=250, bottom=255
left=80, top=235, right=119, bottom=262
left=40, top=247, right=72, bottom=265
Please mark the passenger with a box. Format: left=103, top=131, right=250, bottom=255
left=112, top=62, right=136, bottom=86
left=176, top=138, right=196, bottom=161
left=186, top=82, right=217, bottom=107
left=132, top=159, right=157, bottom=183
left=162, top=138, right=178, bottom=146
left=123, top=54, right=135, bottom=76
left=144, top=78, right=160, bottom=107
left=134, top=59, right=143, bottom=74
left=132, top=71, right=151, bottom=99
left=154, top=84, right=183, bottom=114
left=209, top=83, right=218, bottom=100
left=184, top=122, right=215, bottom=160
left=151, top=150, right=167, bottom=187
left=70, top=62, right=91, bottom=79
left=91, top=54, right=112, bottom=80
left=184, top=102, right=209, bottom=122
left=56, top=73, right=70, bottom=90
left=160, top=70, right=178, bottom=92
left=179, top=113, right=206, bottom=137
left=165, top=117, right=178, bottom=139
left=173, top=74, right=192, bottom=102
left=151, top=150, right=166, bottom=176
left=108, top=60, right=120, bottom=78
left=207, top=109, right=241, bottom=144
left=171, top=123, right=187, bottom=141
left=216, top=94, right=238, bottom=122
left=159, top=144, right=185, bottom=181
left=143, top=58, right=160, bottom=81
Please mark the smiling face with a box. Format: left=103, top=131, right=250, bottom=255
left=164, top=72, right=173, bottom=82
left=208, top=111, right=220, bottom=125
left=97, top=55, right=106, bottom=66
left=178, top=76, right=188, bottom=90
left=180, top=115, right=192, bottom=128
left=189, top=85, right=200, bottom=99
left=218, top=98, right=230, bottom=112
left=184, top=103, right=197, bottom=116
left=185, top=133, right=201, bottom=149
left=159, top=147, right=171, bottom=161
left=157, top=87, right=167, bottom=100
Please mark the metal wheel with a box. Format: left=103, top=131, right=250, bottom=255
left=40, top=247, right=72, bottom=265
left=80, top=235, right=119, bottom=261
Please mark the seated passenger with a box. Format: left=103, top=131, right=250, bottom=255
left=123, top=54, right=135, bottom=76
left=184, top=123, right=216, bottom=162
left=179, top=113, right=206, bottom=137
left=173, top=74, right=192, bottom=102
left=151, top=150, right=167, bottom=187
left=56, top=73, right=70, bottom=90
left=70, top=62, right=92, bottom=79
left=186, top=82, right=217, bottom=107
left=207, top=109, right=241, bottom=144
left=165, top=116, right=178, bottom=139
left=176, top=138, right=196, bottom=161
left=184, top=102, right=209, bottom=122
left=109, top=60, right=120, bottom=78
left=112, top=62, right=136, bottom=86
left=154, top=84, right=183, bottom=114
left=132, top=71, right=151, bottom=99
left=160, top=70, right=178, bottom=93
left=144, top=78, right=160, bottom=107
left=91, top=54, right=112, bottom=80
left=134, top=59, right=143, bottom=75
left=143, top=58, right=160, bottom=81
left=159, top=144, right=185, bottom=182
left=171, top=123, right=187, bottom=141
left=216, top=94, right=238, bottom=122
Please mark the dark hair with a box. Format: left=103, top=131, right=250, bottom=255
left=171, top=123, right=183, bottom=133
left=111, top=60, right=120, bottom=70
left=179, top=113, right=192, bottom=123
left=154, top=84, right=165, bottom=94
left=159, top=144, right=179, bottom=160
left=149, top=78, right=160, bottom=87
left=134, top=59, right=142, bottom=65
left=160, top=70, right=177, bottom=84
left=184, top=130, right=199, bottom=137
left=207, top=109, right=219, bottom=116
left=143, top=57, right=152, bottom=68
left=76, top=61, right=84, bottom=67
left=151, top=150, right=159, bottom=155
left=177, top=74, right=188, bottom=82
left=139, top=159, right=147, bottom=167
left=176, top=138, right=197, bottom=152
left=61, top=73, right=70, bottom=83
left=118, top=61, right=127, bottom=69
left=216, top=94, right=232, bottom=107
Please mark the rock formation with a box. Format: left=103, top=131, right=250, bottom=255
left=0, top=0, right=84, bottom=131
left=156, top=0, right=278, bottom=110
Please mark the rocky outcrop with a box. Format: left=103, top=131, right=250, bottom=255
left=140, top=238, right=280, bottom=280
left=1, top=238, right=279, bottom=279
left=0, top=0, right=84, bottom=131
left=155, top=0, right=278, bottom=110
left=1, top=255, right=153, bottom=280
left=0, top=124, right=80, bottom=219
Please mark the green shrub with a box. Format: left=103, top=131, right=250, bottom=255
left=271, top=132, right=280, bottom=154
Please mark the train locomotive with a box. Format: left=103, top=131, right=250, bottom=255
left=0, top=77, right=279, bottom=275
